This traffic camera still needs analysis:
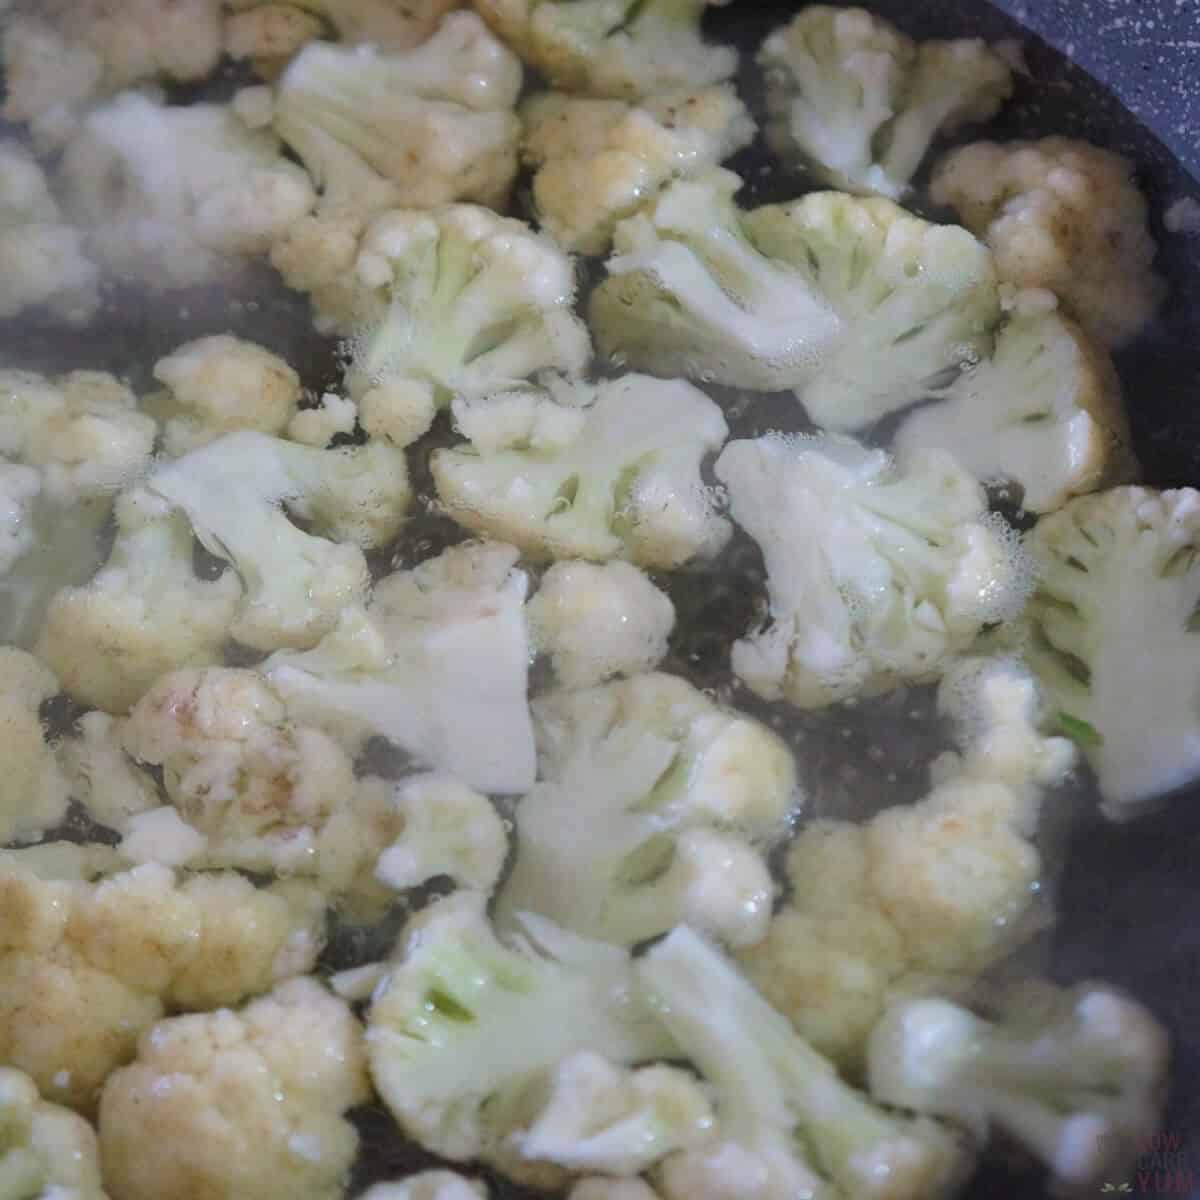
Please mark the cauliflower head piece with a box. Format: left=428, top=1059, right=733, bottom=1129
left=98, top=977, right=368, bottom=1200
left=360, top=1171, right=489, bottom=1200
left=591, top=169, right=1000, bottom=431
left=715, top=434, right=1027, bottom=708
left=931, top=137, right=1165, bottom=349
left=496, top=672, right=797, bottom=948
left=759, top=6, right=1012, bottom=198
left=432, top=375, right=730, bottom=568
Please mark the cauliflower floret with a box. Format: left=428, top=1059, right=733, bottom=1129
left=225, top=4, right=326, bottom=78
left=38, top=489, right=241, bottom=714
left=59, top=92, right=316, bottom=288
left=521, top=85, right=755, bottom=255
left=472, top=0, right=737, bottom=100
left=0, top=461, right=39, bottom=575
left=715, top=434, right=1027, bottom=708
left=271, top=212, right=376, bottom=333
left=228, top=0, right=464, bottom=52
left=1023, top=486, right=1200, bottom=816
left=360, top=1172, right=488, bottom=1200
left=147, top=431, right=410, bottom=651
left=98, top=977, right=368, bottom=1200
left=528, top=560, right=675, bottom=688
left=151, top=335, right=303, bottom=455
left=266, top=541, right=537, bottom=793
left=433, top=375, right=730, bottom=568
left=931, top=137, right=1165, bottom=349
left=56, top=711, right=160, bottom=833
left=0, top=141, right=99, bottom=324
left=591, top=169, right=999, bottom=431
left=497, top=673, right=796, bottom=947
left=287, top=392, right=358, bottom=446
left=343, top=206, right=590, bottom=446
left=0, top=1067, right=108, bottom=1199
left=571, top=1181, right=660, bottom=1200
left=759, top=7, right=1012, bottom=198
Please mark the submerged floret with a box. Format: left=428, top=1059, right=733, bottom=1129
left=228, top=0, right=465, bottom=51
left=360, top=1172, right=489, bottom=1200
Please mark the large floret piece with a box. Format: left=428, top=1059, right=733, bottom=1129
left=715, top=434, right=1026, bottom=708
left=931, top=137, right=1165, bottom=348
left=266, top=541, right=536, bottom=793
left=759, top=6, right=1012, bottom=199
left=432, top=375, right=729, bottom=568
left=59, top=92, right=315, bottom=288
left=521, top=85, right=755, bottom=255
left=497, top=672, right=797, bottom=947
left=591, top=169, right=999, bottom=430
left=98, top=978, right=368, bottom=1200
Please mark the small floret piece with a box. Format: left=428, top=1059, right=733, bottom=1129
left=0, top=462, right=39, bottom=576
left=521, top=85, right=755, bottom=255
left=287, top=392, right=359, bottom=446
left=56, top=711, right=160, bottom=833
left=360, top=1171, right=488, bottom=1200
left=570, top=1181, right=660, bottom=1200
left=433, top=375, right=729, bottom=568
left=641, top=927, right=971, bottom=1200
left=228, top=0, right=465, bottom=52
left=38, top=489, right=241, bottom=714
left=225, top=5, right=326, bottom=78
left=472, top=0, right=737, bottom=100
left=715, top=434, right=1026, bottom=708
left=528, top=560, right=675, bottom=688
left=344, top=206, right=590, bottom=446
left=759, top=7, right=1012, bottom=198
left=0, top=141, right=99, bottom=324
left=591, top=170, right=999, bottom=429
left=931, top=137, right=1165, bottom=348
left=60, top=92, right=315, bottom=288
left=98, top=978, right=368, bottom=1200
left=0, top=1067, right=107, bottom=1199
left=151, top=334, right=302, bottom=455
left=366, top=891, right=672, bottom=1166
left=1023, top=486, right=1200, bottom=815
left=497, top=673, right=796, bottom=947
left=266, top=541, right=536, bottom=793
left=867, top=983, right=1169, bottom=1192
left=895, top=306, right=1134, bottom=513
left=147, top=431, right=411, bottom=651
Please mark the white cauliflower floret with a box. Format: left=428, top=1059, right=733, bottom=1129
left=521, top=85, right=755, bottom=255
left=571, top=1181, right=660, bottom=1200
left=895, top=307, right=1135, bottom=513
left=59, top=92, right=315, bottom=288
left=0, top=461, right=39, bottom=575
left=266, top=541, right=536, bottom=793
left=151, top=334, right=303, bottom=455
left=0, top=1067, right=108, bottom=1199
left=98, top=978, right=368, bottom=1200
left=360, top=1171, right=488, bottom=1200
left=147, top=431, right=410, bottom=651
left=56, top=711, right=160, bottom=833
left=931, top=137, right=1165, bottom=348
left=497, top=672, right=796, bottom=948
left=473, top=0, right=737, bottom=100
left=434, top=375, right=729, bottom=568
left=759, top=7, right=1012, bottom=198
left=715, top=434, right=1026, bottom=708
left=528, top=560, right=675, bottom=688
left=1023, top=486, right=1200, bottom=816
left=342, top=207, right=590, bottom=446
left=0, top=648, right=70, bottom=845
left=38, top=489, right=241, bottom=714
left=228, top=0, right=464, bottom=53
left=225, top=4, right=326, bottom=78
left=0, top=141, right=99, bottom=324
left=591, top=169, right=999, bottom=431
left=118, top=807, right=210, bottom=868
left=288, top=392, right=358, bottom=446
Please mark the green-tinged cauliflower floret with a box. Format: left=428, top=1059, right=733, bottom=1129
left=715, top=434, right=1026, bottom=708
left=342, top=206, right=590, bottom=446
left=432, top=375, right=730, bottom=568
left=497, top=673, right=797, bottom=948
left=366, top=891, right=674, bottom=1172
left=98, top=978, right=368, bottom=1200
left=266, top=541, right=536, bottom=793
left=0, top=141, right=99, bottom=325
left=642, top=927, right=971, bottom=1200
left=895, top=304, right=1135, bottom=513
left=759, top=7, right=1012, bottom=199
left=147, top=431, right=410, bottom=651
left=472, top=0, right=737, bottom=100
left=360, top=1171, right=489, bottom=1200
left=59, top=92, right=315, bottom=288
left=867, top=982, right=1169, bottom=1193
left=591, top=170, right=999, bottom=431
left=521, top=85, right=755, bottom=255
left=931, top=137, right=1165, bottom=349
left=1023, top=486, right=1200, bottom=816
left=38, top=490, right=241, bottom=714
